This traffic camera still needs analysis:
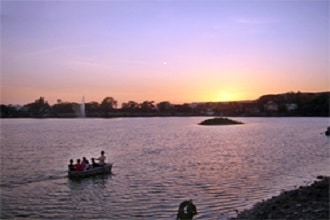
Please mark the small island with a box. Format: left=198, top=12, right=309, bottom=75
left=199, top=117, right=243, bottom=126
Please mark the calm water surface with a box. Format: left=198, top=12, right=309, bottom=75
left=1, top=117, right=329, bottom=219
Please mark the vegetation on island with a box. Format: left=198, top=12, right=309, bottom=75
left=199, top=117, right=243, bottom=125
left=0, top=91, right=329, bottom=118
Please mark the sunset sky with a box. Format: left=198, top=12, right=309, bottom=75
left=1, top=0, right=329, bottom=105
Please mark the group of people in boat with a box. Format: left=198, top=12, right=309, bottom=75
left=68, top=151, right=106, bottom=172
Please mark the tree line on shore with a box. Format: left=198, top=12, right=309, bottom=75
left=0, top=91, right=329, bottom=118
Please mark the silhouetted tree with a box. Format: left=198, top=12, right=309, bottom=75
left=0, top=105, right=12, bottom=117
left=85, top=101, right=100, bottom=114
left=139, top=100, right=156, bottom=112
left=157, top=101, right=173, bottom=112
left=298, top=92, right=329, bottom=116
left=25, top=97, right=50, bottom=117
left=122, top=101, right=139, bottom=112
left=52, top=102, right=78, bottom=117
left=101, top=96, right=117, bottom=116
left=179, top=103, right=193, bottom=113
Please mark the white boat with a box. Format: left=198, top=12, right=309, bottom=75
left=68, top=163, right=112, bottom=178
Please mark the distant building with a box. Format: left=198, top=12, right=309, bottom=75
left=245, top=106, right=260, bottom=115
left=204, top=108, right=214, bottom=116
left=264, top=101, right=278, bottom=111
left=285, top=103, right=298, bottom=111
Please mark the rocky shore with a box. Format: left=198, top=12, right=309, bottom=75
left=231, top=176, right=329, bottom=220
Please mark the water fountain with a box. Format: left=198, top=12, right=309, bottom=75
left=80, top=96, right=86, bottom=117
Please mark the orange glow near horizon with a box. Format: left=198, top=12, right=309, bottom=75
left=218, top=92, right=237, bottom=102
left=206, top=90, right=252, bottom=103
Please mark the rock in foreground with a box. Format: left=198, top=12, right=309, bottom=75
left=199, top=117, right=243, bottom=126
left=232, top=176, right=329, bottom=220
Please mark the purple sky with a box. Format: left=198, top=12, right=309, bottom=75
left=1, top=0, right=329, bottom=105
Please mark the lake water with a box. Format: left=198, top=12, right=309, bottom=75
left=1, top=117, right=329, bottom=219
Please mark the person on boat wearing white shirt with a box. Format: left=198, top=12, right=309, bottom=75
left=96, top=151, right=106, bottom=165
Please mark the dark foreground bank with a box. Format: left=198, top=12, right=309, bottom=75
left=232, top=176, right=329, bottom=220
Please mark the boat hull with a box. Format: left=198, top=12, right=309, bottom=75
left=68, top=163, right=112, bottom=178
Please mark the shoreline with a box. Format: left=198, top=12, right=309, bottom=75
left=231, top=176, right=329, bottom=220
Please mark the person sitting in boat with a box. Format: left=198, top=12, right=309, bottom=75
left=81, top=157, right=90, bottom=170
left=74, top=159, right=84, bottom=171
left=91, top=158, right=100, bottom=167
left=96, top=151, right=106, bottom=166
left=68, top=159, right=75, bottom=171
